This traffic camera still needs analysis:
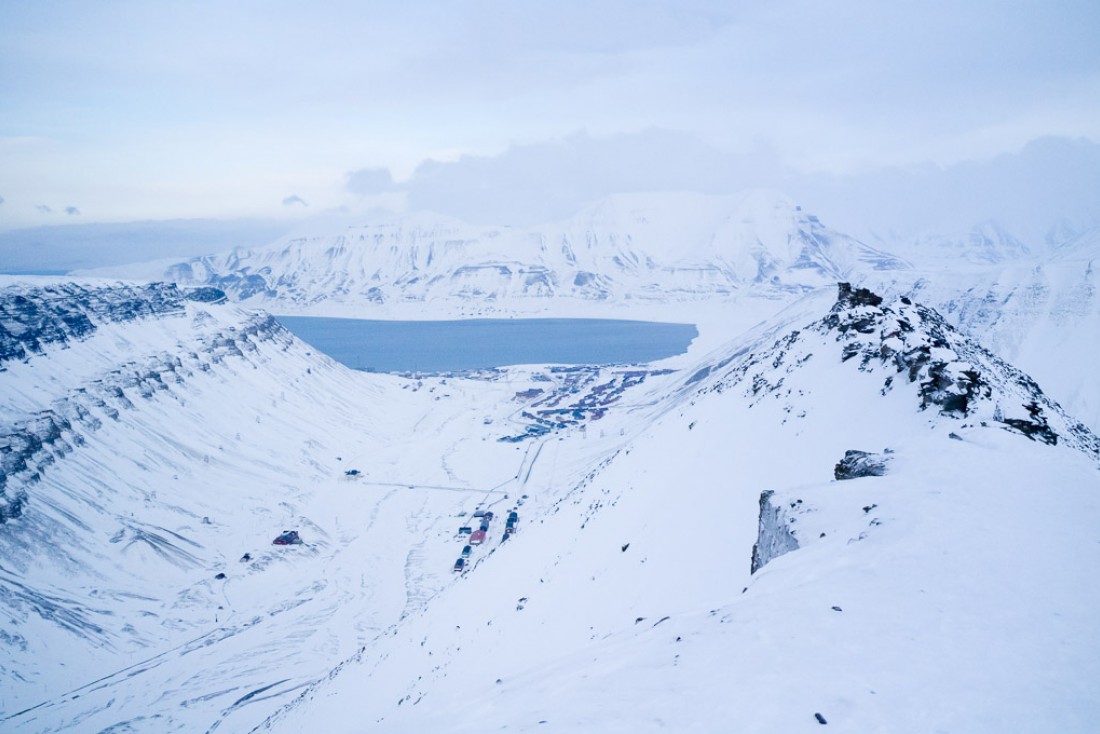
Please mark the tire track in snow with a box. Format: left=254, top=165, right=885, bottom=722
left=399, top=493, right=433, bottom=619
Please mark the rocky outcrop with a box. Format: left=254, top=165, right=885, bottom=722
left=750, top=490, right=800, bottom=573
left=834, top=449, right=892, bottom=480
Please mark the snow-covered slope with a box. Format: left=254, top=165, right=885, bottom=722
left=254, top=284, right=1100, bottom=733
left=94, top=192, right=907, bottom=315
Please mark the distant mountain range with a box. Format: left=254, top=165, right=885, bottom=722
left=98, top=192, right=909, bottom=307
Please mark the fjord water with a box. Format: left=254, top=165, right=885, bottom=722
left=275, top=316, right=697, bottom=372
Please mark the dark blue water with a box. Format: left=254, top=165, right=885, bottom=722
left=275, top=317, right=697, bottom=373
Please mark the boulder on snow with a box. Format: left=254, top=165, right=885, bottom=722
left=1000, top=401, right=1059, bottom=445
left=834, top=450, right=891, bottom=480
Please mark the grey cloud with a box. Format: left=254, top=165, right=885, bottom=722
left=36, top=204, right=53, bottom=214
left=282, top=195, right=308, bottom=207
left=345, top=168, right=395, bottom=196
left=403, top=129, right=782, bottom=225
left=789, top=136, right=1100, bottom=245
left=65, top=206, right=80, bottom=216
left=0, top=195, right=5, bottom=205
left=392, top=128, right=1100, bottom=243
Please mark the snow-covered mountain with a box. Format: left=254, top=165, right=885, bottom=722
left=892, top=220, right=1033, bottom=268
left=3, top=279, right=1097, bottom=732
left=97, top=192, right=907, bottom=313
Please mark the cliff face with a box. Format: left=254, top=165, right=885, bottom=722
left=750, top=489, right=799, bottom=573
left=0, top=282, right=199, bottom=366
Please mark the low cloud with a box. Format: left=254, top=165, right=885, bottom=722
left=345, top=168, right=394, bottom=196
left=400, top=129, right=781, bottom=225
left=35, top=204, right=52, bottom=214
left=65, top=206, right=80, bottom=216
left=788, top=136, right=1100, bottom=244
left=0, top=195, right=5, bottom=205
left=379, top=128, right=1100, bottom=242
left=282, top=195, right=308, bottom=207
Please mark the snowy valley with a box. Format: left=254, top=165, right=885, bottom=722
left=94, top=191, right=1100, bottom=433
left=2, top=195, right=1100, bottom=733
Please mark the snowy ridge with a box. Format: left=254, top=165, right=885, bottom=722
left=0, top=281, right=189, bottom=365
left=0, top=282, right=279, bottom=523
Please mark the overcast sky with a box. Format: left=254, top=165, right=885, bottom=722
left=1, top=0, right=1098, bottom=230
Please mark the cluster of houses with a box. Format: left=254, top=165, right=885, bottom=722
left=453, top=507, right=520, bottom=572
left=498, top=368, right=672, bottom=442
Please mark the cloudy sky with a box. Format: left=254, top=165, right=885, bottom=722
left=1, top=0, right=1098, bottom=230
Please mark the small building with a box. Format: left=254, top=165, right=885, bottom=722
left=458, top=526, right=473, bottom=535
left=470, top=530, right=486, bottom=545
left=272, top=530, right=302, bottom=545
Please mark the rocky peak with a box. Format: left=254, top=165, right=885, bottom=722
left=702, top=283, right=1100, bottom=459
left=821, top=284, right=1098, bottom=453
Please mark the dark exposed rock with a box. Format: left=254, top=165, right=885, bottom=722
left=835, top=450, right=891, bottom=480
left=185, top=287, right=228, bottom=303
left=835, top=281, right=883, bottom=308
left=1001, top=401, right=1059, bottom=445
